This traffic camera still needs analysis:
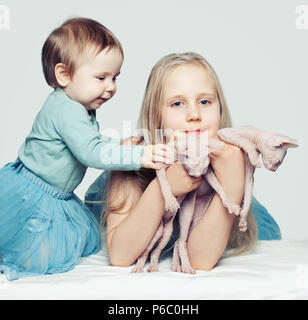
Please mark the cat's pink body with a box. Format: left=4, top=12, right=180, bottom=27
left=130, top=126, right=298, bottom=273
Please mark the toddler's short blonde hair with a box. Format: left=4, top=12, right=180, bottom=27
left=41, top=17, right=124, bottom=88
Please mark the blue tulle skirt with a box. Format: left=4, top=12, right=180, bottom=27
left=0, top=158, right=100, bottom=281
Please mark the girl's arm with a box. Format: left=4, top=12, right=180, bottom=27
left=107, top=143, right=244, bottom=270
left=53, top=99, right=145, bottom=171
left=187, top=145, right=245, bottom=271
left=107, top=164, right=201, bottom=267
left=106, top=174, right=167, bottom=267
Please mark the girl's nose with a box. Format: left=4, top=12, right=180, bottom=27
left=105, top=79, right=116, bottom=93
left=186, top=105, right=201, bottom=121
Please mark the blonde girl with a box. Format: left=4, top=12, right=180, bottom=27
left=85, top=52, right=281, bottom=271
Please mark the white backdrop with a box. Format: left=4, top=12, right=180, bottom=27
left=0, top=0, right=307, bottom=239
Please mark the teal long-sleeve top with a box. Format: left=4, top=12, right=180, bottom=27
left=18, top=88, right=144, bottom=192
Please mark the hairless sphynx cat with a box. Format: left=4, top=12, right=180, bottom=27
left=128, top=126, right=298, bottom=274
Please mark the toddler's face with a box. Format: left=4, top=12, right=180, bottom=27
left=162, top=63, right=221, bottom=139
left=64, top=46, right=123, bottom=111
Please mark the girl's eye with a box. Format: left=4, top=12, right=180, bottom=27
left=200, top=99, right=210, bottom=105
left=171, top=101, right=182, bottom=107
left=97, top=76, right=118, bottom=81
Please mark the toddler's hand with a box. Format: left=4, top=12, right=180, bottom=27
left=121, top=136, right=140, bottom=146
left=141, top=135, right=175, bottom=170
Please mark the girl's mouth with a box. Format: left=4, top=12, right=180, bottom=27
left=184, top=129, right=207, bottom=134
left=97, top=97, right=108, bottom=104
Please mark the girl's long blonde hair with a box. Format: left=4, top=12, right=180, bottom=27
left=99, top=52, right=257, bottom=257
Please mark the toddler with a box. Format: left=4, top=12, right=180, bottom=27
left=0, top=17, right=172, bottom=280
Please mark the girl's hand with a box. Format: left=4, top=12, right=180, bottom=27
left=165, top=162, right=202, bottom=196
left=121, top=135, right=175, bottom=170
left=141, top=135, right=176, bottom=170
left=141, top=144, right=171, bottom=169
left=209, top=134, right=245, bottom=204
left=121, top=136, right=140, bottom=146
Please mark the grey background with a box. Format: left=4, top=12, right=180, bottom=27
left=0, top=0, right=307, bottom=239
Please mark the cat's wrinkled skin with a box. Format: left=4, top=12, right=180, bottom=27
left=129, top=126, right=298, bottom=273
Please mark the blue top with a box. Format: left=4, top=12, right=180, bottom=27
left=84, top=170, right=282, bottom=241
left=18, top=88, right=144, bottom=192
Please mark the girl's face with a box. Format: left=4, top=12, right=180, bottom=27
left=64, top=47, right=123, bottom=112
left=162, top=63, right=221, bottom=139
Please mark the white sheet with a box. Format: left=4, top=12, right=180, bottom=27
left=1, top=239, right=308, bottom=300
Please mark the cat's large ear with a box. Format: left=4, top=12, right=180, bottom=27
left=267, top=134, right=299, bottom=149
